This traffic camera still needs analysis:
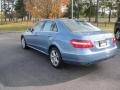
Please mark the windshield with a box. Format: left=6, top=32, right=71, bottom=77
left=62, top=19, right=101, bottom=33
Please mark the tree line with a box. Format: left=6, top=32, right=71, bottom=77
left=0, top=0, right=120, bottom=24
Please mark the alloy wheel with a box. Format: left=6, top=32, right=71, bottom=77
left=50, top=49, right=60, bottom=67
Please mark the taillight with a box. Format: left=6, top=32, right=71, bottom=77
left=71, top=39, right=94, bottom=48
left=112, top=37, right=116, bottom=44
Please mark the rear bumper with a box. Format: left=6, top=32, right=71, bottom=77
left=62, top=47, right=117, bottom=65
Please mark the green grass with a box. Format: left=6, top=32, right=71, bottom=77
left=0, top=22, right=33, bottom=32
left=0, top=21, right=114, bottom=33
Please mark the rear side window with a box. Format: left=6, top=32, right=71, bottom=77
left=51, top=23, right=58, bottom=32
left=43, top=21, right=53, bottom=32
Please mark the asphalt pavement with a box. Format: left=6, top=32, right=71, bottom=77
left=0, top=32, right=120, bottom=90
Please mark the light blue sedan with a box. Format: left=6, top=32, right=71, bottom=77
left=21, top=19, right=117, bottom=68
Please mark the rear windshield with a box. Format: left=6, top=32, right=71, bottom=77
left=62, top=20, right=101, bottom=33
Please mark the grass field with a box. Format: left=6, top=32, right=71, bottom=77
left=0, top=22, right=33, bottom=32
left=0, top=21, right=115, bottom=33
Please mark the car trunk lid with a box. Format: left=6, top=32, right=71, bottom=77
left=73, top=31, right=115, bottom=51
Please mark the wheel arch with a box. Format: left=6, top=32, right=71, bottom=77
left=48, top=44, right=61, bottom=54
left=21, top=35, right=24, bottom=40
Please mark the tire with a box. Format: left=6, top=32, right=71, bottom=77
left=49, top=47, right=63, bottom=68
left=21, top=37, right=28, bottom=49
left=115, top=30, right=120, bottom=40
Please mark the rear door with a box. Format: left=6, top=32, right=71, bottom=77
left=36, top=21, right=58, bottom=53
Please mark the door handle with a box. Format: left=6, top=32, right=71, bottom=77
left=48, top=34, right=52, bottom=37
left=48, top=36, right=52, bottom=37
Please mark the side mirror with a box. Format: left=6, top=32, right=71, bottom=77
left=28, top=27, right=34, bottom=32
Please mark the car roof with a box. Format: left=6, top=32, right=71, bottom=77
left=37, top=18, right=88, bottom=24
left=39, top=18, right=76, bottom=22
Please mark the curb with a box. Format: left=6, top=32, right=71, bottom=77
left=0, top=31, right=23, bottom=34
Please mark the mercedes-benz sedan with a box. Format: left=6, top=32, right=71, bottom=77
left=21, top=19, right=117, bottom=68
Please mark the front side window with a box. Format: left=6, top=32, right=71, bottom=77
left=33, top=21, right=44, bottom=32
